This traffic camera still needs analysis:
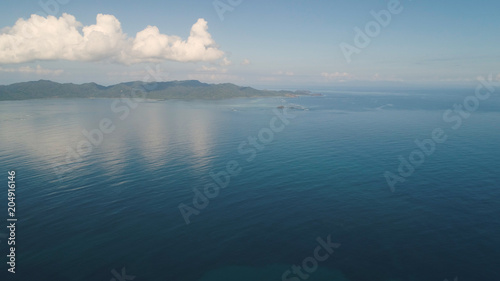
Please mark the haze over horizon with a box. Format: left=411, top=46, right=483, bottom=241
left=1, top=0, right=499, bottom=89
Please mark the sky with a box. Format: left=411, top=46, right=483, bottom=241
left=0, top=0, right=499, bottom=89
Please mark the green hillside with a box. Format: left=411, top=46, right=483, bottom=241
left=0, top=80, right=306, bottom=101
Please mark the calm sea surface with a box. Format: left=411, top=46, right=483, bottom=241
left=0, top=89, right=499, bottom=281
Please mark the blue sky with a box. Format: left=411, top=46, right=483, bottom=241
left=0, top=0, right=499, bottom=88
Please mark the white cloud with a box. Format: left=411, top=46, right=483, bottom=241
left=197, top=65, right=227, bottom=73
left=321, top=72, right=355, bottom=82
left=219, top=57, right=232, bottom=66
left=0, top=64, right=63, bottom=75
left=322, top=72, right=346, bottom=78
left=274, top=71, right=294, bottom=76
left=369, top=73, right=403, bottom=82
left=0, top=13, right=224, bottom=65
left=107, top=69, right=170, bottom=81
left=241, top=59, right=251, bottom=65
left=199, top=65, right=219, bottom=72
left=187, top=73, right=242, bottom=83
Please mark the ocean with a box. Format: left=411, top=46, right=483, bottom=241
left=0, top=88, right=499, bottom=281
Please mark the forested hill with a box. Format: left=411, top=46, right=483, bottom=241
left=0, top=80, right=307, bottom=101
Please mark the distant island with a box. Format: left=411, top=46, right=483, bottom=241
left=0, top=80, right=313, bottom=101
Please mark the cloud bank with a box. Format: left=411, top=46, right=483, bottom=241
left=0, top=65, right=63, bottom=75
left=0, top=13, right=224, bottom=65
left=321, top=72, right=353, bottom=82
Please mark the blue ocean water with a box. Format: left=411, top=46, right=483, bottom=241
left=0, top=89, right=499, bottom=281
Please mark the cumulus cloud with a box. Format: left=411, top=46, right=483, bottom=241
left=198, top=65, right=217, bottom=71
left=0, top=64, right=63, bottom=75
left=199, top=65, right=219, bottom=72
left=240, top=59, right=251, bottom=65
left=219, top=57, right=232, bottom=66
left=0, top=13, right=224, bottom=65
left=197, top=65, right=228, bottom=73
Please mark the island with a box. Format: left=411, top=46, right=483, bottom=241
left=0, top=80, right=314, bottom=101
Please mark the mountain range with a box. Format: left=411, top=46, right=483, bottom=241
left=0, top=80, right=308, bottom=101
